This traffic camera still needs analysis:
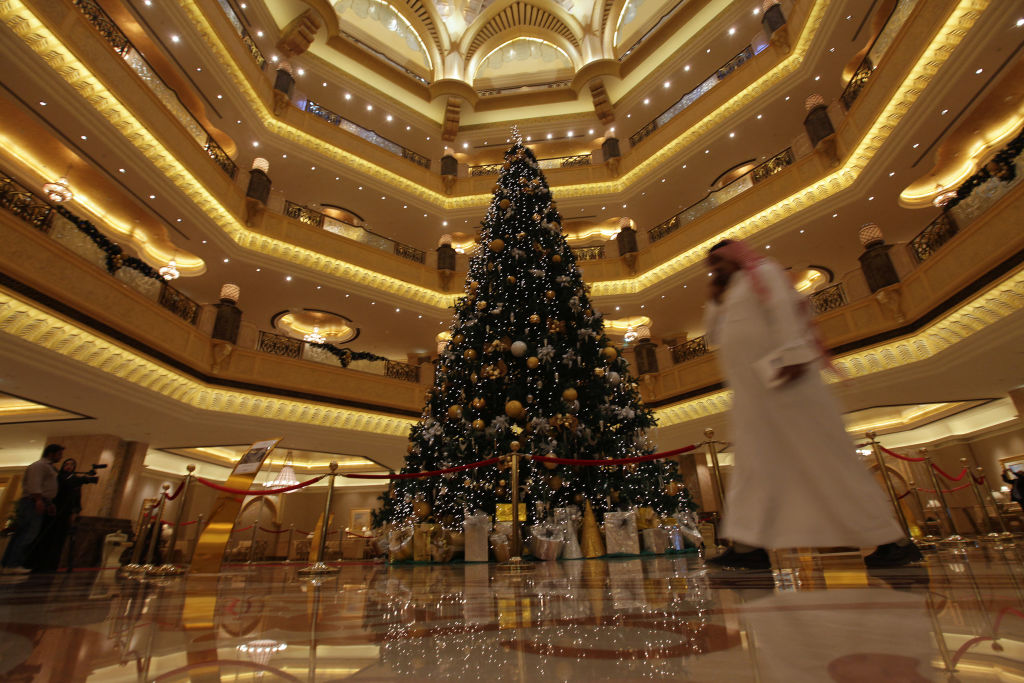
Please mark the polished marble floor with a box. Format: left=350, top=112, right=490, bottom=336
left=1, top=546, right=1023, bottom=682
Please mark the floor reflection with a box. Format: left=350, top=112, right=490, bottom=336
left=0, top=546, right=1022, bottom=681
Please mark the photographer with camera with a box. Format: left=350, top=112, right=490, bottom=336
left=29, top=458, right=104, bottom=572
left=2, top=444, right=63, bottom=575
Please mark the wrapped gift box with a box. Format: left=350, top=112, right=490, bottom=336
left=529, top=523, right=563, bottom=561
left=604, top=511, right=640, bottom=555
left=554, top=507, right=583, bottom=560
left=342, top=538, right=367, bottom=560
left=413, top=523, right=437, bottom=563
left=490, top=531, right=511, bottom=562
left=641, top=527, right=668, bottom=554
left=388, top=526, right=413, bottom=562
left=634, top=507, right=658, bottom=531
left=463, top=513, right=491, bottom=563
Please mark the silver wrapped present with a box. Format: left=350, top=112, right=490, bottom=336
left=463, top=512, right=491, bottom=563
left=641, top=527, right=668, bottom=554
left=604, top=510, right=640, bottom=555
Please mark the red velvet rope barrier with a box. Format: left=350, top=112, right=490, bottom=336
left=343, top=457, right=503, bottom=479
left=952, top=607, right=1024, bottom=667
left=163, top=479, right=187, bottom=501
left=258, top=527, right=291, bottom=534
left=878, top=444, right=926, bottom=462
left=527, top=444, right=698, bottom=466
left=916, top=482, right=973, bottom=494
left=195, top=474, right=326, bottom=495
left=931, top=464, right=969, bottom=482
left=896, top=490, right=911, bottom=499
left=233, top=524, right=254, bottom=532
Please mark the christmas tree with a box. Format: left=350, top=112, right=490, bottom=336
left=384, top=139, right=694, bottom=531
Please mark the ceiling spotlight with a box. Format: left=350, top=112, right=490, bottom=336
left=285, top=275, right=292, bottom=281
left=975, top=68, right=983, bottom=74
left=170, top=34, right=180, bottom=43
left=546, top=133, right=552, bottom=139
left=366, top=104, right=373, bottom=111
left=643, top=98, right=650, bottom=105
left=684, top=64, right=690, bottom=71
left=406, top=125, right=411, bottom=130
left=463, top=142, right=469, bottom=148
left=297, top=68, right=305, bottom=76
left=386, top=114, right=393, bottom=121
left=257, top=30, right=263, bottom=37
left=39, top=101, right=47, bottom=106
left=118, top=168, right=126, bottom=173
left=344, top=93, right=351, bottom=100
left=728, top=27, right=736, bottom=35
left=322, top=81, right=327, bottom=87
left=252, top=141, right=259, bottom=147
left=567, top=131, right=573, bottom=137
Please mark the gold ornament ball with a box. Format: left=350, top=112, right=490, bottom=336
left=453, top=334, right=464, bottom=344
left=464, top=478, right=473, bottom=487
left=489, top=238, right=505, bottom=252
left=594, top=367, right=606, bottom=377
left=526, top=356, right=540, bottom=369
left=477, top=300, right=488, bottom=310
left=551, top=254, right=562, bottom=264
left=666, top=481, right=681, bottom=496
left=529, top=314, right=541, bottom=324
left=574, top=493, right=585, bottom=504
left=509, top=441, right=521, bottom=452
left=472, top=418, right=485, bottom=431
left=471, top=397, right=486, bottom=409
left=506, top=275, right=516, bottom=284
left=448, top=405, right=463, bottom=419
left=499, top=198, right=511, bottom=209
left=602, top=346, right=619, bottom=360
left=464, top=349, right=478, bottom=360
left=413, top=501, right=431, bottom=519
left=469, top=281, right=479, bottom=290
left=545, top=290, right=556, bottom=300
left=532, top=213, right=541, bottom=221
left=549, top=475, right=563, bottom=491
left=562, top=387, right=578, bottom=402
left=505, top=400, right=525, bottom=418
left=407, top=443, right=415, bottom=453
left=543, top=459, right=558, bottom=471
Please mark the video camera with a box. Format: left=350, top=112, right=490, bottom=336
left=69, top=463, right=107, bottom=486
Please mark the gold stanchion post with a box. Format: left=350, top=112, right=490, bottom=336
left=247, top=514, right=260, bottom=564
left=298, top=463, right=340, bottom=577
left=141, top=484, right=171, bottom=571
left=149, top=465, right=194, bottom=576
left=121, top=499, right=157, bottom=576
left=922, top=449, right=968, bottom=548
left=867, top=432, right=911, bottom=539
left=499, top=452, right=534, bottom=573
left=909, top=480, right=940, bottom=545
left=975, top=466, right=1014, bottom=545
left=704, top=428, right=726, bottom=513
left=287, top=524, right=295, bottom=562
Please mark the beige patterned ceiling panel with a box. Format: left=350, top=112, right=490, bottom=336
left=465, top=1, right=580, bottom=61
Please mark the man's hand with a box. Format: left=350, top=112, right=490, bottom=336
left=775, top=364, right=807, bottom=386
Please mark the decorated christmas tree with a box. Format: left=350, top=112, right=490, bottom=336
left=384, top=139, right=694, bottom=531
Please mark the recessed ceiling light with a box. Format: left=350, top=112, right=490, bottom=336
left=297, top=68, right=305, bottom=76
left=178, top=218, right=183, bottom=222
left=366, top=104, right=373, bottom=111
left=256, top=268, right=261, bottom=272
left=729, top=132, right=735, bottom=138
left=615, top=306, right=620, bottom=311
left=285, top=276, right=292, bottom=281
left=706, top=48, right=711, bottom=53
left=427, top=136, right=431, bottom=141
left=1017, top=18, right=1024, bottom=27
left=684, top=64, right=690, bottom=71
left=752, top=7, right=759, bottom=14
left=765, top=245, right=770, bottom=249
left=975, top=68, right=983, bottom=74
left=170, top=34, right=180, bottom=43
left=80, top=135, right=87, bottom=140
left=756, top=114, right=763, bottom=119
left=941, top=109, right=949, bottom=115
left=829, top=47, right=835, bottom=53
left=216, top=94, right=223, bottom=99
left=845, top=15, right=852, bottom=20
left=418, top=315, right=422, bottom=319
left=358, top=186, right=363, bottom=190
left=728, top=27, right=736, bottom=36
left=282, top=154, right=287, bottom=158
left=403, top=204, right=407, bottom=208
left=39, top=101, right=46, bottom=106
left=799, top=229, right=805, bottom=234
left=310, top=166, right=316, bottom=170
left=567, top=131, right=573, bottom=137
left=252, top=141, right=259, bottom=147
left=380, top=195, right=385, bottom=200
left=256, top=30, right=263, bottom=37
left=912, top=143, right=919, bottom=149
left=525, top=136, right=531, bottom=141
left=888, top=171, right=895, bottom=176
left=785, top=96, right=790, bottom=101
left=223, top=258, right=229, bottom=263
left=423, top=213, right=427, bottom=217
left=601, top=206, right=606, bottom=210
left=464, top=141, right=470, bottom=147
left=118, top=168, right=126, bottom=173
left=832, top=213, right=838, bottom=218
left=814, top=75, right=820, bottom=81
left=270, top=55, right=278, bottom=63
left=868, top=196, right=875, bottom=201
left=317, top=285, right=322, bottom=290
left=442, top=220, right=448, bottom=226
left=143, top=0, right=151, bottom=5
left=546, top=133, right=552, bottom=139
left=663, top=81, right=670, bottom=88
left=149, top=194, right=156, bottom=199
left=682, top=164, right=687, bottom=169
left=406, top=125, right=411, bottom=130
left=371, top=301, right=375, bottom=305
left=704, top=149, right=710, bottom=154
left=344, top=93, right=351, bottom=100
left=386, top=114, right=393, bottom=121
left=322, top=81, right=327, bottom=87
left=236, top=120, right=241, bottom=124
left=661, top=178, right=666, bottom=182
left=201, top=239, right=206, bottom=243
left=589, top=129, right=595, bottom=134
left=622, top=203, right=627, bottom=208
left=395, top=308, right=400, bottom=313
left=643, top=98, right=650, bottom=105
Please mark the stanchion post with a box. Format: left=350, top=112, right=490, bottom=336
left=499, top=451, right=534, bottom=573
left=975, top=466, right=1014, bottom=544
left=248, top=516, right=260, bottom=564
left=122, top=499, right=156, bottom=575
left=703, top=428, right=726, bottom=514
left=149, top=465, right=194, bottom=576
left=142, top=484, right=170, bottom=569
left=867, top=432, right=911, bottom=538
left=923, top=449, right=967, bottom=548
left=298, top=463, right=341, bottom=577
left=188, top=513, right=204, bottom=562
left=909, top=481, right=940, bottom=543
left=287, top=524, right=295, bottom=562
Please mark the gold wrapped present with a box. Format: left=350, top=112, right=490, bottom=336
left=641, top=527, right=668, bottom=554
left=604, top=511, right=640, bottom=555
left=342, top=538, right=367, bottom=560
left=388, top=526, right=413, bottom=562
left=495, top=503, right=527, bottom=522
left=413, top=523, right=437, bottom=563
left=635, top=507, right=658, bottom=530
left=490, top=532, right=511, bottom=562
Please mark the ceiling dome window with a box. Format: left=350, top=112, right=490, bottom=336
left=333, top=0, right=432, bottom=69
left=479, top=37, right=571, bottom=73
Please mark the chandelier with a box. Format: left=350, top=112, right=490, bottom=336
left=237, top=640, right=287, bottom=666
left=265, top=452, right=299, bottom=489
left=303, top=326, right=326, bottom=344
left=624, top=326, right=638, bottom=343
left=158, top=260, right=180, bottom=281
left=42, top=176, right=73, bottom=203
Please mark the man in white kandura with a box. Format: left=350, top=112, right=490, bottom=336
left=702, top=239, right=921, bottom=570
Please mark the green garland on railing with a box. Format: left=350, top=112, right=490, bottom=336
left=948, top=126, right=1024, bottom=209
left=310, top=342, right=388, bottom=368
left=54, top=205, right=162, bottom=280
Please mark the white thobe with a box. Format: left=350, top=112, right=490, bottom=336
left=704, top=260, right=902, bottom=549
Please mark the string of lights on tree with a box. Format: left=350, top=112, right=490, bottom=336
left=380, top=137, right=694, bottom=530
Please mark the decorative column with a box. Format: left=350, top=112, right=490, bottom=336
left=245, top=158, right=271, bottom=226
left=857, top=223, right=900, bottom=293
left=616, top=219, right=639, bottom=272
left=272, top=62, right=295, bottom=116
left=440, top=154, right=458, bottom=195
left=761, top=0, right=789, bottom=52
left=633, top=330, right=658, bottom=376
left=436, top=235, right=456, bottom=290
left=602, top=136, right=621, bottom=176
left=803, top=94, right=838, bottom=166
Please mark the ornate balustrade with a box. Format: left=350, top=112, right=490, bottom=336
left=73, top=0, right=237, bottom=179
left=670, top=336, right=708, bottom=364
left=572, top=245, right=605, bottom=261
left=257, top=331, right=303, bottom=359
left=385, top=360, right=421, bottom=383
left=840, top=0, right=917, bottom=110
left=257, top=332, right=422, bottom=383
left=751, top=148, right=795, bottom=184
left=808, top=283, right=848, bottom=315
left=283, top=201, right=425, bottom=262
left=283, top=201, right=325, bottom=229
left=908, top=212, right=959, bottom=264
left=305, top=101, right=430, bottom=169
left=468, top=153, right=592, bottom=177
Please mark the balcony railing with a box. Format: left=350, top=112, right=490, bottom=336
left=216, top=0, right=266, bottom=71
left=0, top=170, right=200, bottom=326
left=572, top=245, right=605, bottom=261
left=72, top=0, right=237, bottom=179
left=257, top=331, right=421, bottom=382
left=305, top=101, right=430, bottom=169
left=283, top=201, right=426, bottom=263
left=629, top=46, right=755, bottom=148
left=649, top=147, right=794, bottom=243
left=808, top=283, right=848, bottom=315
left=468, top=153, right=592, bottom=177
left=670, top=336, right=708, bottom=364
left=840, top=0, right=918, bottom=110
left=908, top=212, right=959, bottom=264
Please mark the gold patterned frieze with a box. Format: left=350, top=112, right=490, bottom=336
left=0, top=288, right=417, bottom=435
